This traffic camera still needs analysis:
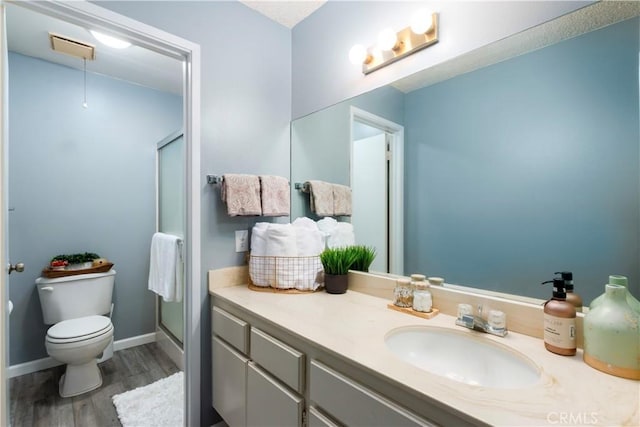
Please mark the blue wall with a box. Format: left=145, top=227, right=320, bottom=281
left=404, top=18, right=639, bottom=303
left=8, top=52, right=182, bottom=364
left=93, top=2, right=292, bottom=423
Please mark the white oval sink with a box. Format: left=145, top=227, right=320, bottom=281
left=8, top=300, right=12, bottom=315
left=385, top=326, right=541, bottom=389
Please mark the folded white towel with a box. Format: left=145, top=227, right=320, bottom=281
left=148, top=232, right=183, bottom=302
left=250, top=222, right=270, bottom=256
left=292, top=216, right=317, bottom=230
left=249, top=223, right=271, bottom=287
left=293, top=219, right=324, bottom=257
left=260, top=175, right=290, bottom=216
left=327, top=222, right=355, bottom=248
left=265, top=224, right=298, bottom=257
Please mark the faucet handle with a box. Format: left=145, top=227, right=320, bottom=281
left=457, top=303, right=473, bottom=320
left=488, top=310, right=506, bottom=330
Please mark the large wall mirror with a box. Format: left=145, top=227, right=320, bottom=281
left=291, top=4, right=639, bottom=305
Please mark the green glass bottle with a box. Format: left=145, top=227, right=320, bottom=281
left=583, top=284, right=640, bottom=380
left=589, top=275, right=640, bottom=313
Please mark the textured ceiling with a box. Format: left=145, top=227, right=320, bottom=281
left=239, top=0, right=326, bottom=28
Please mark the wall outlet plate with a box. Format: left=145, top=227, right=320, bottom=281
left=235, top=230, right=249, bottom=252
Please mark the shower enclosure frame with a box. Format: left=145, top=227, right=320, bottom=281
left=156, top=130, right=185, bottom=369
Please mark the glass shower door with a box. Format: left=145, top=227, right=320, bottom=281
left=158, top=133, right=184, bottom=344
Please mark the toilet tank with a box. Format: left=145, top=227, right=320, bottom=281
left=36, top=270, right=116, bottom=324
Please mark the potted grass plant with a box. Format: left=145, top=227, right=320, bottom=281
left=350, top=245, right=377, bottom=273
left=320, top=247, right=358, bottom=294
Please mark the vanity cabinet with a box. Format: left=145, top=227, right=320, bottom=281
left=247, top=362, right=304, bottom=426
left=211, top=305, right=306, bottom=427
left=212, top=307, right=250, bottom=427
left=212, top=336, right=248, bottom=427
left=211, top=299, right=446, bottom=427
left=310, top=360, right=435, bottom=427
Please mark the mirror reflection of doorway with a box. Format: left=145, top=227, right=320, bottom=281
left=351, top=107, right=404, bottom=275
left=352, top=125, right=388, bottom=272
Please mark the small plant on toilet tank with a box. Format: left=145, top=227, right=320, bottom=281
left=50, top=252, right=100, bottom=269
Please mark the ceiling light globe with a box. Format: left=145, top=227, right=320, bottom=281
left=349, top=44, right=368, bottom=65
left=377, top=28, right=398, bottom=51
left=410, top=9, right=434, bottom=34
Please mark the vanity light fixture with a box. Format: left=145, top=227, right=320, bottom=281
left=350, top=9, right=439, bottom=74
left=90, top=30, right=131, bottom=49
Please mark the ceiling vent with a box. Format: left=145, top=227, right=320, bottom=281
left=49, top=33, right=95, bottom=60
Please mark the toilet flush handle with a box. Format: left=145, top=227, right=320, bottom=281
left=40, top=286, right=54, bottom=292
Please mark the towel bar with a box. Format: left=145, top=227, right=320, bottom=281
left=207, top=175, right=223, bottom=185
left=294, top=182, right=310, bottom=192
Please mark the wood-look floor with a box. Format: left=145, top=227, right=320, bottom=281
left=10, top=342, right=180, bottom=427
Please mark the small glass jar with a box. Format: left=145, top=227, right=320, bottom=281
left=428, top=277, right=444, bottom=287
left=412, top=282, right=432, bottom=313
left=393, top=279, right=413, bottom=308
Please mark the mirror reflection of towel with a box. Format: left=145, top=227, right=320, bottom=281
left=308, top=180, right=334, bottom=217
left=221, top=174, right=262, bottom=216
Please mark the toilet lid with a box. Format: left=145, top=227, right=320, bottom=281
left=47, top=315, right=112, bottom=342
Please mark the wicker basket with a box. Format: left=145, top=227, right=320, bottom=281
left=249, top=255, right=324, bottom=292
left=41, top=263, right=114, bottom=279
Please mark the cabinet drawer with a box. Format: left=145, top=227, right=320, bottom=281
left=250, top=327, right=305, bottom=393
left=212, top=336, right=248, bottom=427
left=212, top=306, right=249, bottom=354
left=247, top=362, right=304, bottom=427
left=308, top=406, right=341, bottom=427
left=310, top=360, right=434, bottom=427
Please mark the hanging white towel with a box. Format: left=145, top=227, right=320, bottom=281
left=148, top=232, right=183, bottom=302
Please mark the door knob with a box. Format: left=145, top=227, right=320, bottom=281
left=8, top=262, right=25, bottom=274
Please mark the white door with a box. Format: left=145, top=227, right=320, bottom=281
left=351, top=107, right=404, bottom=275
left=352, top=133, right=388, bottom=272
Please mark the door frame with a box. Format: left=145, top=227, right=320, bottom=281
left=0, top=1, right=201, bottom=425
left=350, top=106, right=404, bottom=275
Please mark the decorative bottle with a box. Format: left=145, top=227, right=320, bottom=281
left=589, top=275, right=640, bottom=313
left=583, top=284, right=640, bottom=380
left=541, top=278, right=576, bottom=356
left=555, top=271, right=582, bottom=312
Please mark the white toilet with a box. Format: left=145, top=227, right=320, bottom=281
left=36, top=269, right=116, bottom=398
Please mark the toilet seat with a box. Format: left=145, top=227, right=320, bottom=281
left=46, top=315, right=113, bottom=344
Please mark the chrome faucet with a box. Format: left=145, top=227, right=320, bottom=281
left=455, top=304, right=508, bottom=337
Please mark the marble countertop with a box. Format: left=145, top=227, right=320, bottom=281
left=210, top=285, right=639, bottom=426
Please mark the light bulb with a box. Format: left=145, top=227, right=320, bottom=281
left=371, top=48, right=384, bottom=63
left=349, top=44, right=368, bottom=65
left=377, top=27, right=398, bottom=51
left=410, top=9, right=434, bottom=34
left=90, top=30, right=131, bottom=49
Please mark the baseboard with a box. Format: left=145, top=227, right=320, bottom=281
left=8, top=332, right=157, bottom=378
left=112, top=332, right=156, bottom=352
